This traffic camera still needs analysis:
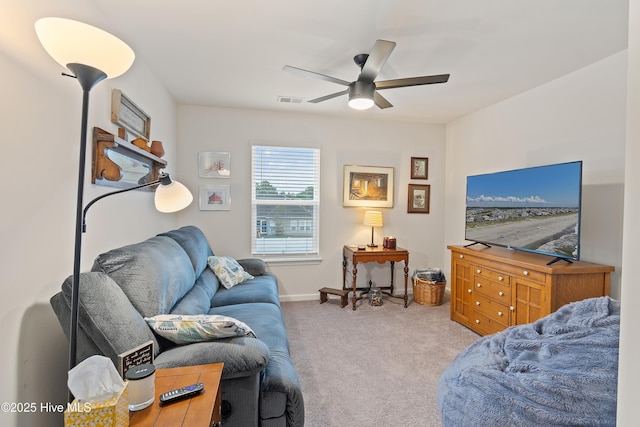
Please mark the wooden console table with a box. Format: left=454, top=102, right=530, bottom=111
left=343, top=245, right=410, bottom=310
left=130, top=363, right=223, bottom=427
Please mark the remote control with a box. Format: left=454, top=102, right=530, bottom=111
left=159, top=383, right=205, bottom=405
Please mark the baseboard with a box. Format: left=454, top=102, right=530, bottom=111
left=279, top=293, right=318, bottom=302
left=279, top=290, right=418, bottom=303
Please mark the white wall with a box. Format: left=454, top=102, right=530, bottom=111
left=176, top=106, right=446, bottom=299
left=0, top=35, right=179, bottom=427
left=617, top=0, right=640, bottom=422
left=444, top=51, right=628, bottom=298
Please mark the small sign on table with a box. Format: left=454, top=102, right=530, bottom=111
left=118, top=340, right=154, bottom=378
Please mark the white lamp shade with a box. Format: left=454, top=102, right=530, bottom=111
left=363, top=210, right=383, bottom=227
left=154, top=180, right=193, bottom=213
left=35, top=17, right=135, bottom=78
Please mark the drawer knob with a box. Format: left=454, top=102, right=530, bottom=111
left=523, top=270, right=529, bottom=276
left=475, top=320, right=480, bottom=324
left=460, top=254, right=464, bottom=259
left=467, top=289, right=472, bottom=294
left=476, top=301, right=480, bottom=306
left=476, top=269, right=481, bottom=274
left=498, top=276, right=504, bottom=281
left=510, top=306, right=515, bottom=311
left=498, top=291, right=504, bottom=296
left=477, top=283, right=482, bottom=288
left=498, top=311, right=503, bottom=316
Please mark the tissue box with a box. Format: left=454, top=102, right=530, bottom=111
left=64, top=383, right=129, bottom=427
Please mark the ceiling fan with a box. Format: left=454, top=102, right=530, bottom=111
left=283, top=39, right=449, bottom=110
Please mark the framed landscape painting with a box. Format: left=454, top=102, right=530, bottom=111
left=343, top=165, right=394, bottom=208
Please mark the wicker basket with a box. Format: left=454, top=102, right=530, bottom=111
left=413, top=277, right=446, bottom=306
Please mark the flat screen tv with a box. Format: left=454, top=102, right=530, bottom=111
left=465, top=161, right=582, bottom=265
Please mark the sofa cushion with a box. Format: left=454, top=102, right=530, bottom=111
left=208, top=256, right=254, bottom=289
left=210, top=274, right=281, bottom=308
left=51, top=272, right=160, bottom=365
left=145, top=314, right=256, bottom=344
left=91, top=236, right=195, bottom=318
left=158, top=226, right=213, bottom=277
left=171, top=268, right=219, bottom=315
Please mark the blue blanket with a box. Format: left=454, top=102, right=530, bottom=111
left=438, top=297, right=619, bottom=426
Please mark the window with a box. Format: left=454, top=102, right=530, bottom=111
left=251, top=145, right=320, bottom=258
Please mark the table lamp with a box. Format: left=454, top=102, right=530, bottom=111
left=363, top=210, right=383, bottom=247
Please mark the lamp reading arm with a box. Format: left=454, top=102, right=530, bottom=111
left=82, top=173, right=173, bottom=232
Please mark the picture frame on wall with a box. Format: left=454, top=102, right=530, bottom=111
left=410, top=157, right=428, bottom=180
left=343, top=165, right=394, bottom=208
left=199, top=152, right=231, bottom=178
left=199, top=185, right=230, bottom=210
left=408, top=184, right=430, bottom=213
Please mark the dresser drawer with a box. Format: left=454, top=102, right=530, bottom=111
left=485, top=261, right=546, bottom=284
left=472, top=311, right=506, bottom=335
left=473, top=293, right=510, bottom=326
left=472, top=266, right=509, bottom=283
left=473, top=276, right=511, bottom=302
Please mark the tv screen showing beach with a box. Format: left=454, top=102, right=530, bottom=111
left=465, top=161, right=582, bottom=260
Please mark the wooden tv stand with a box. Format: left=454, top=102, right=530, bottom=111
left=448, top=245, right=614, bottom=336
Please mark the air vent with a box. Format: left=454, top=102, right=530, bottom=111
left=277, top=96, right=304, bottom=104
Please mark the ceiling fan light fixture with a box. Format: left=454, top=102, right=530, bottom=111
left=348, top=81, right=375, bottom=110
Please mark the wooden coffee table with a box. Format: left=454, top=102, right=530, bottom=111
left=130, top=363, right=223, bottom=427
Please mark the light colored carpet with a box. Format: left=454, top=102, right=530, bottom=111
left=281, top=291, right=480, bottom=427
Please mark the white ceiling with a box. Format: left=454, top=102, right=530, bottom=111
left=1, top=0, right=630, bottom=124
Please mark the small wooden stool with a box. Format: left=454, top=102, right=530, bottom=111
left=319, top=287, right=350, bottom=308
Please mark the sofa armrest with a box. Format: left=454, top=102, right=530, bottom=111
left=237, top=258, right=266, bottom=276
left=154, top=337, right=270, bottom=379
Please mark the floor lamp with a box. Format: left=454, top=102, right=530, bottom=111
left=34, top=19, right=192, bottom=388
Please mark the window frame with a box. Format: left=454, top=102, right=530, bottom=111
left=251, top=144, right=321, bottom=262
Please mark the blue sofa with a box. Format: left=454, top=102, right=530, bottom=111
left=50, top=225, right=304, bottom=427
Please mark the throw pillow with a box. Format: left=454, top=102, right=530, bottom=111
left=144, top=314, right=256, bottom=344
left=207, top=256, right=254, bottom=289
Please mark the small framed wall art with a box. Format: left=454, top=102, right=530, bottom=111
left=407, top=184, right=430, bottom=213
left=410, top=157, right=428, bottom=180
left=343, top=165, right=394, bottom=208
left=199, top=152, right=231, bottom=178
left=199, top=185, right=230, bottom=211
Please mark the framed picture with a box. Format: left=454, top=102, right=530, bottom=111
left=410, top=157, right=428, bottom=180
left=408, top=184, right=430, bottom=213
left=199, top=185, right=230, bottom=210
left=111, top=89, right=151, bottom=140
left=199, top=152, right=231, bottom=178
left=343, top=165, right=394, bottom=208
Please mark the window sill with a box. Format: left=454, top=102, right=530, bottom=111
left=261, top=256, right=322, bottom=266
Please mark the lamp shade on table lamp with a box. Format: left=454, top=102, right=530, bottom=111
left=364, top=210, right=383, bottom=247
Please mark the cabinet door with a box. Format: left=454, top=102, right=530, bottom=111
left=512, top=277, right=547, bottom=325
left=451, top=258, right=473, bottom=324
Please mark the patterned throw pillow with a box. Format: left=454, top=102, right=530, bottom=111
left=144, top=314, right=256, bottom=344
left=207, top=256, right=254, bottom=289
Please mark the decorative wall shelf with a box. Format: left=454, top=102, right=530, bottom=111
left=92, top=127, right=167, bottom=190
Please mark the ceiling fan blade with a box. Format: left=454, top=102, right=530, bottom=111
left=375, top=74, right=450, bottom=90
left=358, top=39, right=396, bottom=82
left=283, top=65, right=351, bottom=86
left=374, top=91, right=393, bottom=109
left=307, top=89, right=349, bottom=104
